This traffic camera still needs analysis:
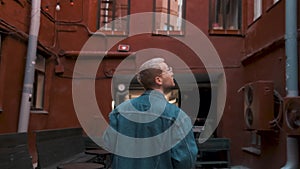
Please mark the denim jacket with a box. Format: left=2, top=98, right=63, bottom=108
left=104, top=90, right=198, bottom=169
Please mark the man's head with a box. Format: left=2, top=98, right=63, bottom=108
left=137, top=58, right=175, bottom=93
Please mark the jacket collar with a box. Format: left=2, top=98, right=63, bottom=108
left=143, top=90, right=166, bottom=100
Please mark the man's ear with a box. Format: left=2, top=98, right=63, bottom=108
left=155, top=76, right=163, bottom=85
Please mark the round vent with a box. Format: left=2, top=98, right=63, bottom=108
left=245, top=86, right=253, bottom=106
left=244, top=86, right=253, bottom=128
left=285, top=100, right=300, bottom=130
left=245, top=107, right=253, bottom=128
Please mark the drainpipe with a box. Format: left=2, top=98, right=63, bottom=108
left=281, top=0, right=299, bottom=168
left=18, top=0, right=41, bottom=133
left=285, top=0, right=298, bottom=97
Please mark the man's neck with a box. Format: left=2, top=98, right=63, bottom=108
left=151, top=88, right=163, bottom=94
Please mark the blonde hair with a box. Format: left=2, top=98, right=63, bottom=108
left=137, top=58, right=165, bottom=89
left=138, top=58, right=165, bottom=72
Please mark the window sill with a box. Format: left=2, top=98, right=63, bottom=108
left=30, top=110, right=49, bottom=114
left=152, top=30, right=184, bottom=36
left=242, top=146, right=261, bottom=156
left=98, top=30, right=128, bottom=36
left=209, top=29, right=242, bottom=36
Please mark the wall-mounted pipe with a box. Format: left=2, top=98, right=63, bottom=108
left=281, top=137, right=299, bottom=169
left=281, top=0, right=299, bottom=168
left=18, top=0, right=41, bottom=132
left=285, top=0, right=298, bottom=97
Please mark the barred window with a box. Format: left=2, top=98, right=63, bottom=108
left=97, top=0, right=130, bottom=35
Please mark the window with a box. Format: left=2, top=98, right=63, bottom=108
left=209, top=0, right=242, bottom=34
left=31, top=54, right=45, bottom=110
left=153, top=0, right=185, bottom=35
left=253, top=0, right=262, bottom=21
left=0, top=34, right=2, bottom=112
left=0, top=34, right=2, bottom=63
left=97, top=0, right=130, bottom=35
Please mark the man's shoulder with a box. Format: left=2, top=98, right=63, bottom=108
left=165, top=102, right=181, bottom=112
left=112, top=100, right=132, bottom=112
left=112, top=97, right=147, bottom=114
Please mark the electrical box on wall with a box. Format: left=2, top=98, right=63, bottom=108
left=283, top=97, right=300, bottom=136
left=243, top=81, right=274, bottom=131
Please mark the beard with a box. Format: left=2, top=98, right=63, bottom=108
left=162, top=80, right=176, bottom=94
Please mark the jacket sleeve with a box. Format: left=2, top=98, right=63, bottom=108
left=171, top=115, right=198, bottom=169
left=102, top=109, right=119, bottom=152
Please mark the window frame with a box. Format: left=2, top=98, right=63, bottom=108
left=97, top=0, right=131, bottom=36
left=31, top=54, right=46, bottom=110
left=0, top=34, right=2, bottom=63
left=152, top=0, right=186, bottom=36
left=209, top=0, right=242, bottom=35
left=253, top=0, right=262, bottom=21
left=0, top=34, right=2, bottom=112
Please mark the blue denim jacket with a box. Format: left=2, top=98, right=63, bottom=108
left=104, top=90, right=198, bottom=169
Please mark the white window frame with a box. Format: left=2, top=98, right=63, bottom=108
left=253, top=0, right=262, bottom=21
left=153, top=0, right=185, bottom=35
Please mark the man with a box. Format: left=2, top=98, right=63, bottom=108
left=104, top=58, right=198, bottom=169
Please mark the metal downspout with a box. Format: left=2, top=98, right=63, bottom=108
left=18, top=0, right=41, bottom=132
left=281, top=0, right=299, bottom=168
